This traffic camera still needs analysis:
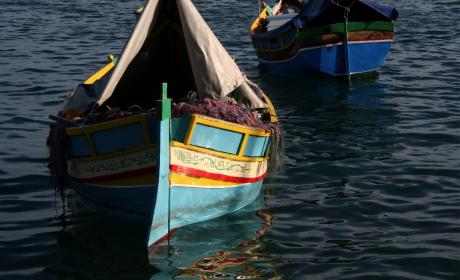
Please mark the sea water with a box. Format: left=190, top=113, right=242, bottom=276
left=0, top=0, right=459, bottom=279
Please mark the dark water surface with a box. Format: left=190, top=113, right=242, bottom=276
left=1, top=0, right=459, bottom=279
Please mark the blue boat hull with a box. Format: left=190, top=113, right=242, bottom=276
left=260, top=41, right=393, bottom=76
left=72, top=181, right=156, bottom=221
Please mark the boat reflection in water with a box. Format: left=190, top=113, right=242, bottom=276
left=149, top=193, right=281, bottom=279
left=45, top=192, right=279, bottom=279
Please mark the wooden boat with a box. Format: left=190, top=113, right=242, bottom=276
left=250, top=0, right=398, bottom=78
left=48, top=0, right=278, bottom=247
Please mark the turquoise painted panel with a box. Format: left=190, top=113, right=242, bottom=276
left=92, top=123, right=145, bottom=155
left=244, top=135, right=269, bottom=157
left=171, top=116, right=191, bottom=143
left=190, top=124, right=243, bottom=154
left=69, top=135, right=90, bottom=157
left=148, top=116, right=171, bottom=245
left=168, top=181, right=263, bottom=233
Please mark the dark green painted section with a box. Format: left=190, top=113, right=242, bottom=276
left=171, top=115, right=191, bottom=143
left=157, top=82, right=171, bottom=121
left=297, top=21, right=395, bottom=40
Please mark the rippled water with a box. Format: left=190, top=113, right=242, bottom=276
left=1, top=0, right=459, bottom=279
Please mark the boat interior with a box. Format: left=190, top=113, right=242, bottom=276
left=102, top=0, right=196, bottom=111
left=306, top=1, right=395, bottom=27
left=259, top=0, right=395, bottom=33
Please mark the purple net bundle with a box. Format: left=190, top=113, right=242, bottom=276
left=172, top=98, right=266, bottom=129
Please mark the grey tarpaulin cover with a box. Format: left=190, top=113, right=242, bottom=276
left=97, top=0, right=266, bottom=108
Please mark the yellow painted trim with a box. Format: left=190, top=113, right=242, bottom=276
left=183, top=115, right=197, bottom=145
left=83, top=61, right=115, bottom=85
left=251, top=7, right=268, bottom=32
left=170, top=172, right=241, bottom=187
left=66, top=113, right=149, bottom=136
left=238, top=134, right=249, bottom=157
left=193, top=114, right=270, bottom=137
left=171, top=141, right=266, bottom=162
left=69, top=144, right=156, bottom=163
left=261, top=92, right=279, bottom=124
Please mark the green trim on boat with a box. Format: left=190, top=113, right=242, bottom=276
left=265, top=5, right=273, bottom=16
left=297, top=21, right=395, bottom=40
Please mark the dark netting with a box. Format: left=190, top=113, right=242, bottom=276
left=46, top=122, right=70, bottom=216
left=47, top=122, right=69, bottom=186
left=172, top=98, right=266, bottom=129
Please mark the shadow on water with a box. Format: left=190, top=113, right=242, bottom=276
left=258, top=70, right=391, bottom=111
left=42, top=196, right=156, bottom=280
left=41, top=192, right=281, bottom=280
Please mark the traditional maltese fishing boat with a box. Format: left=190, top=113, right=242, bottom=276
left=48, top=0, right=279, bottom=247
left=250, top=0, right=398, bottom=78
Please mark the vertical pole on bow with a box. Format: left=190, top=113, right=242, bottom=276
left=147, top=83, right=172, bottom=247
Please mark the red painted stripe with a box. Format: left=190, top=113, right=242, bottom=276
left=170, top=164, right=266, bottom=183
left=154, top=228, right=178, bottom=245
left=257, top=32, right=394, bottom=62
left=348, top=35, right=394, bottom=42
left=75, top=166, right=156, bottom=184
left=75, top=164, right=266, bottom=184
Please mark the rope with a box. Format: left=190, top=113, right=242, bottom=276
left=331, top=0, right=358, bottom=11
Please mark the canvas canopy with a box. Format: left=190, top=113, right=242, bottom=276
left=96, top=0, right=266, bottom=109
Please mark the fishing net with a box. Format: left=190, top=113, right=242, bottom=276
left=172, top=98, right=267, bottom=129
left=46, top=122, right=70, bottom=218
left=47, top=122, right=69, bottom=186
